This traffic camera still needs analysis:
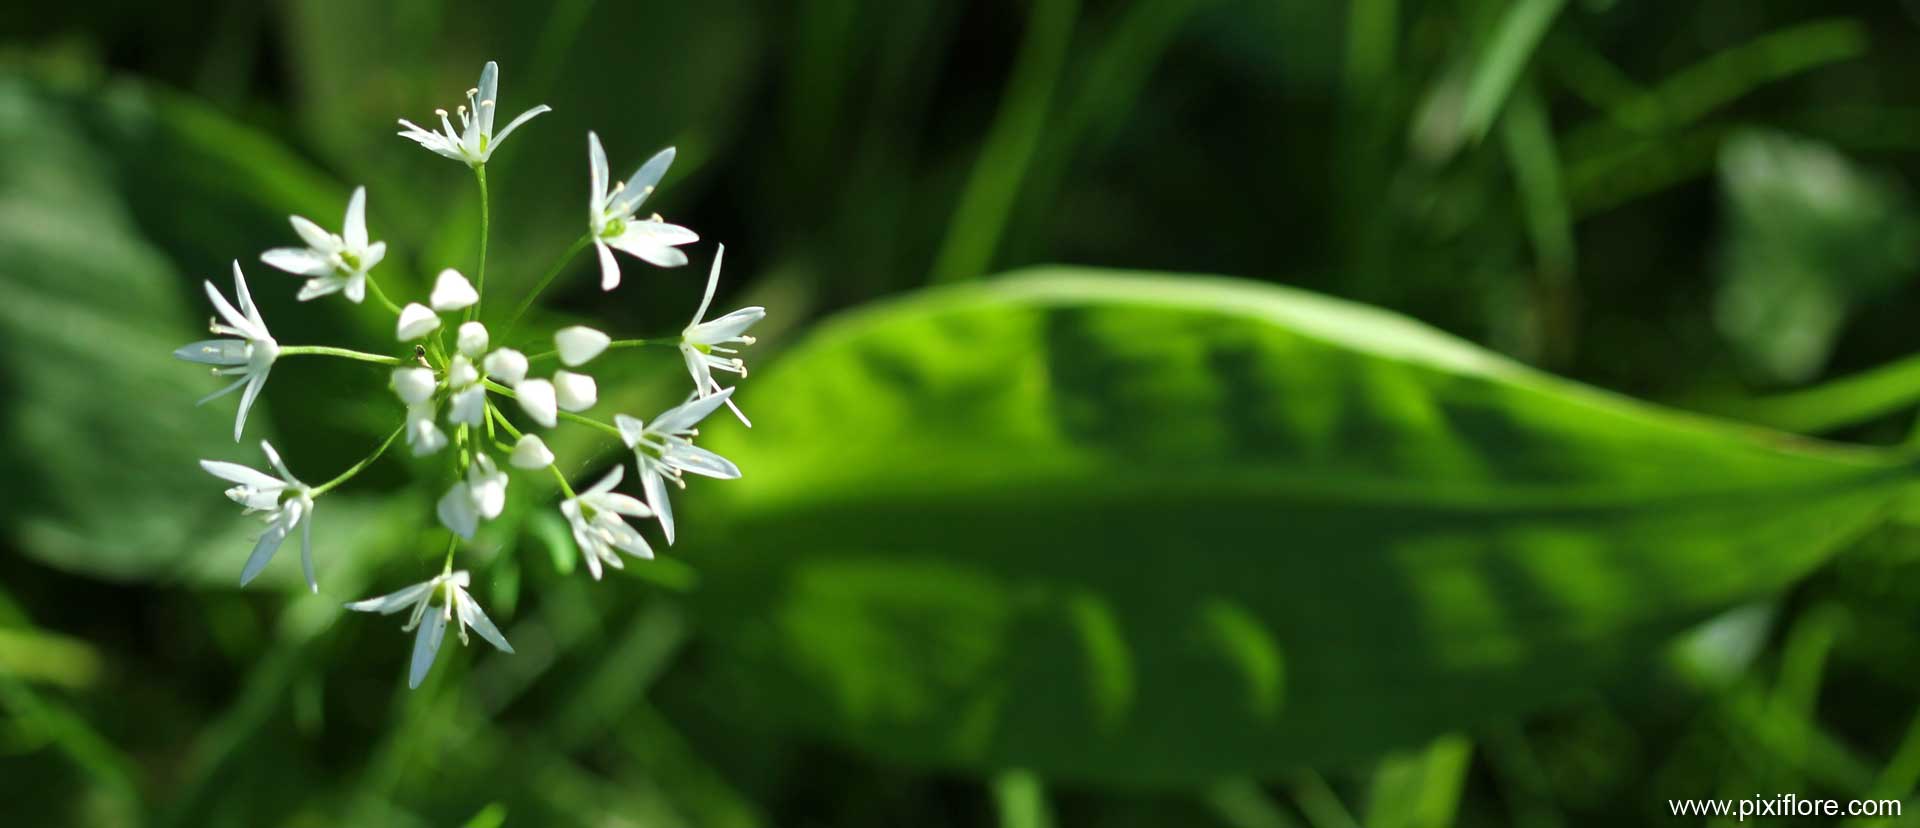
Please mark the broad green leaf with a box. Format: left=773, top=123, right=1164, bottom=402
left=681, top=270, right=1912, bottom=785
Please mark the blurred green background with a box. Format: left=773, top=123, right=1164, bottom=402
left=10, top=0, right=1920, bottom=825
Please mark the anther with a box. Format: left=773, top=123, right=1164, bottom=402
left=435, top=108, right=449, bottom=117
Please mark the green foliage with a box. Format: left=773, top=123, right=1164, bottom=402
left=1714, top=129, right=1920, bottom=384
left=685, top=271, right=1913, bottom=784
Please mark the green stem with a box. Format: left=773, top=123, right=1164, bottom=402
left=471, top=164, right=490, bottom=322
left=311, top=424, right=404, bottom=496
left=488, top=391, right=579, bottom=499
left=1695, top=350, right=1920, bottom=435
left=441, top=533, right=458, bottom=574
left=481, top=379, right=625, bottom=439
left=526, top=337, right=677, bottom=363
left=363, top=275, right=404, bottom=316
left=276, top=345, right=405, bottom=366
left=506, top=234, right=592, bottom=333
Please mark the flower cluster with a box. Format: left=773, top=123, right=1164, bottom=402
left=177, top=61, right=764, bottom=689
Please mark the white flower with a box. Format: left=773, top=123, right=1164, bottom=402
left=615, top=388, right=741, bottom=545
left=390, top=367, right=437, bottom=406
left=261, top=186, right=387, bottom=303
left=509, top=434, right=554, bottom=469
left=397, top=303, right=441, bottom=341
left=430, top=268, right=479, bottom=311
left=344, top=570, right=512, bottom=689
left=446, top=355, right=487, bottom=427
left=516, top=378, right=558, bottom=428
left=437, top=453, right=508, bottom=539
left=405, top=402, right=448, bottom=456
left=482, top=348, right=528, bottom=386
left=587, top=132, right=697, bottom=290
left=200, top=441, right=319, bottom=592
left=679, top=245, right=763, bottom=427
left=553, top=370, right=597, bottom=412
left=559, top=466, right=655, bottom=579
left=175, top=262, right=279, bottom=442
left=398, top=61, right=550, bottom=168
left=554, top=326, right=611, bottom=367
left=456, top=322, right=490, bottom=358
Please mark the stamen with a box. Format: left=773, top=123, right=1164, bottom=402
left=435, top=108, right=448, bottom=117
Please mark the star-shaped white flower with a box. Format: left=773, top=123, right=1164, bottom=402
left=559, top=466, right=656, bottom=579
left=587, top=132, right=697, bottom=290
left=345, top=570, right=512, bottom=689
left=437, top=452, right=508, bottom=539
left=679, top=245, right=763, bottom=426
left=615, top=388, right=740, bottom=545
left=260, top=186, right=387, bottom=303
left=200, top=441, right=319, bottom=592
left=398, top=61, right=550, bottom=168
left=175, top=262, right=279, bottom=442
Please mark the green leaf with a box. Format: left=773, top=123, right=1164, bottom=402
left=682, top=270, right=1913, bottom=785
left=1713, top=129, right=1920, bottom=384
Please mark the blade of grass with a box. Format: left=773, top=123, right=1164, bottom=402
left=1458, top=0, right=1566, bottom=145
left=993, top=770, right=1055, bottom=828
left=929, top=0, right=1078, bottom=284
left=1499, top=82, right=1577, bottom=364
left=1206, top=779, right=1304, bottom=828
left=1365, top=734, right=1474, bottom=828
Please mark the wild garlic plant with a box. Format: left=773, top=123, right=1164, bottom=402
left=175, top=60, right=764, bottom=689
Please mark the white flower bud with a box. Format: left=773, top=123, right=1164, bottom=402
left=390, top=367, right=437, bottom=405
left=447, top=355, right=480, bottom=389
left=510, top=434, right=554, bottom=469
left=457, top=321, right=490, bottom=358
left=516, top=378, right=557, bottom=428
left=396, top=303, right=441, bottom=341
left=482, top=348, right=528, bottom=386
left=430, top=269, right=479, bottom=311
left=553, top=370, right=598, bottom=412
left=555, top=326, right=611, bottom=367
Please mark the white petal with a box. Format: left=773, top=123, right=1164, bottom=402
left=667, top=444, right=741, bottom=480
left=296, top=275, right=347, bottom=302
left=610, top=146, right=677, bottom=217
left=199, top=460, right=283, bottom=491
left=407, top=407, right=448, bottom=456
left=437, top=482, right=480, bottom=539
left=448, top=385, right=488, bottom=426
left=447, top=355, right=480, bottom=389
left=516, top=379, right=557, bottom=428
left=690, top=243, right=725, bottom=324
left=345, top=580, right=436, bottom=614
left=606, top=229, right=690, bottom=268
left=390, top=367, right=437, bottom=405
left=491, top=105, right=550, bottom=146
left=260, top=248, right=332, bottom=277
left=289, top=215, right=335, bottom=251
left=596, top=491, right=653, bottom=518
left=455, top=588, right=514, bottom=653
left=615, top=414, right=645, bottom=447
left=555, top=327, right=610, bottom=367
left=595, top=239, right=621, bottom=291
left=588, top=132, right=609, bottom=218
left=690, top=306, right=766, bottom=344
left=509, top=434, right=554, bottom=469
left=476, top=61, right=500, bottom=133
left=553, top=370, right=597, bottom=412
left=396, top=304, right=442, bottom=341
left=360, top=241, right=387, bottom=272
left=430, top=269, right=479, bottom=311
left=234, top=372, right=269, bottom=442
left=482, top=348, right=528, bottom=385
left=651, top=386, right=734, bottom=435
left=239, top=514, right=290, bottom=586
left=409, top=609, right=447, bottom=689
left=174, top=339, right=248, bottom=366
left=582, top=465, right=624, bottom=497
left=343, top=186, right=368, bottom=250
left=457, top=322, right=489, bottom=358
left=640, top=463, right=676, bottom=545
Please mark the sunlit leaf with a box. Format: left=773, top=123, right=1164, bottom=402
left=681, top=270, right=1911, bottom=784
